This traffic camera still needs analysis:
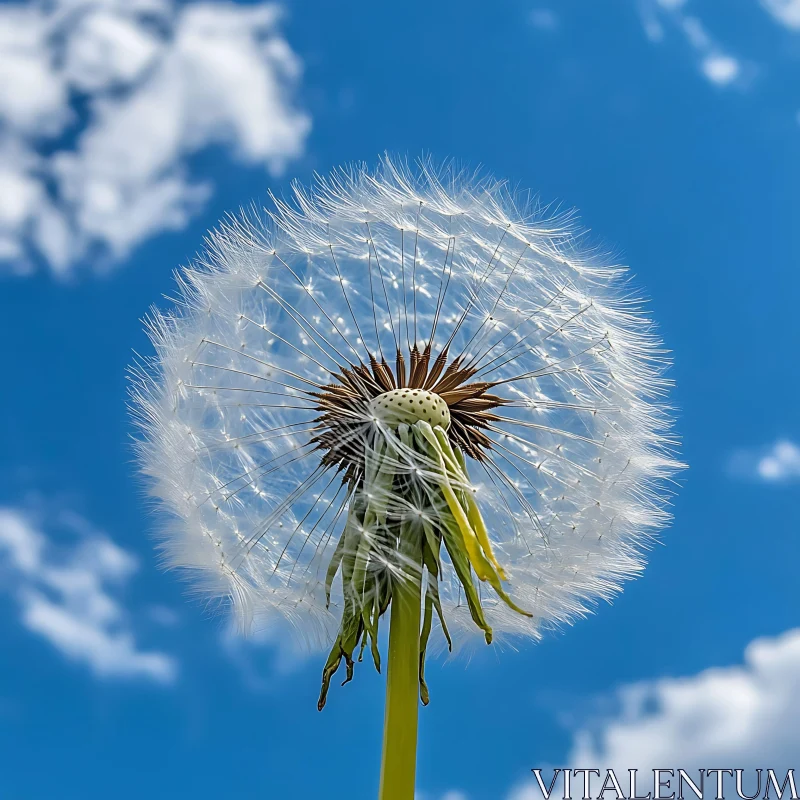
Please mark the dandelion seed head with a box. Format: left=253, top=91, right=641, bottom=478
left=130, top=156, right=682, bottom=651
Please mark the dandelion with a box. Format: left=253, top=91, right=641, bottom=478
left=131, top=157, right=681, bottom=799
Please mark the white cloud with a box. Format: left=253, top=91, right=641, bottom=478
left=0, top=507, right=177, bottom=683
left=528, top=9, right=559, bottom=31
left=568, top=628, right=800, bottom=770
left=147, top=604, right=180, bottom=626
left=761, top=0, right=800, bottom=29
left=637, top=1, right=665, bottom=42
left=0, top=0, right=309, bottom=277
left=638, top=2, right=743, bottom=88
left=220, top=615, right=320, bottom=691
left=681, top=16, right=712, bottom=50
left=702, top=54, right=741, bottom=85
left=756, top=441, right=800, bottom=481
left=507, top=784, right=541, bottom=800
left=62, top=7, right=163, bottom=92
left=728, top=439, right=800, bottom=483
left=509, top=629, right=800, bottom=798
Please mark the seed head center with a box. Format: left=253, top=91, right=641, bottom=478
left=368, top=388, right=451, bottom=430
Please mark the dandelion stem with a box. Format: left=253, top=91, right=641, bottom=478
left=378, top=531, right=423, bottom=800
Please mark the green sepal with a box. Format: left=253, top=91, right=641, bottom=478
left=325, top=511, right=350, bottom=608
left=421, top=520, right=451, bottom=652
left=433, top=428, right=510, bottom=582
left=426, top=423, right=531, bottom=618
left=319, top=414, right=531, bottom=712
left=414, top=422, right=493, bottom=583
left=419, top=587, right=434, bottom=705
left=317, top=598, right=363, bottom=710
left=438, top=511, right=493, bottom=644
left=369, top=592, right=382, bottom=673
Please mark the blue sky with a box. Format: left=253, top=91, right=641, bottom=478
left=1, top=1, right=799, bottom=798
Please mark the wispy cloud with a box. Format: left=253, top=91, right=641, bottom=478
left=509, top=628, right=800, bottom=797
left=701, top=54, right=741, bottom=85
left=637, top=1, right=744, bottom=87
left=727, top=439, right=800, bottom=483
left=527, top=9, right=559, bottom=32
left=220, top=615, right=322, bottom=692
left=761, top=0, right=800, bottom=29
left=0, top=507, right=177, bottom=683
left=508, top=782, right=544, bottom=800
left=0, top=0, right=309, bottom=277
left=568, top=628, right=800, bottom=770
left=147, top=603, right=180, bottom=627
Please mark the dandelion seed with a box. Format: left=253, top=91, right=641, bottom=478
left=130, top=157, right=682, bottom=800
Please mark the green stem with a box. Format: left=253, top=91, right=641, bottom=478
left=378, top=547, right=423, bottom=800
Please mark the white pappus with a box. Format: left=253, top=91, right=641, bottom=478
left=130, top=157, right=682, bottom=701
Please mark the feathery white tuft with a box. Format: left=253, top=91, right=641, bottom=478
left=130, top=157, right=682, bottom=648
